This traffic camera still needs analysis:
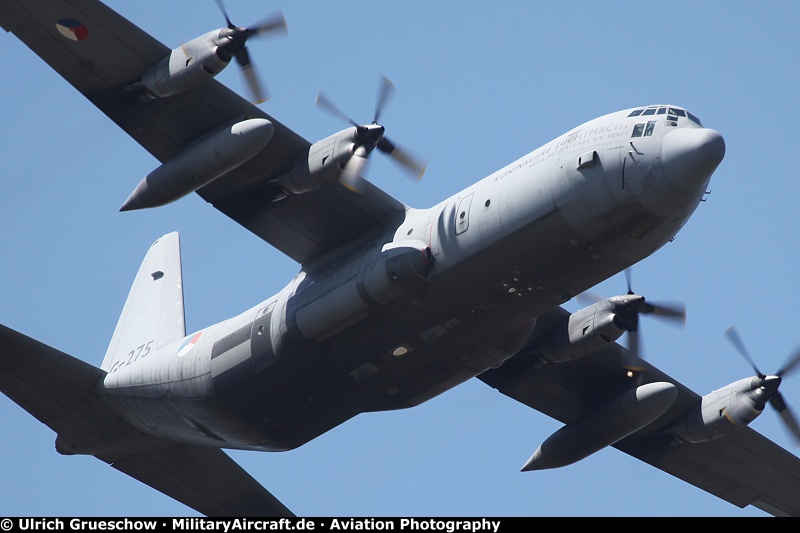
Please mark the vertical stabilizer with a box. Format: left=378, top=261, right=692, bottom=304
left=101, top=232, right=186, bottom=372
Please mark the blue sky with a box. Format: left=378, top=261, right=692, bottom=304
left=1, top=0, right=799, bottom=517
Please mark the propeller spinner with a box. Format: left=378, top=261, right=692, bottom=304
left=618, top=268, right=686, bottom=362
left=215, top=0, right=287, bottom=104
left=578, top=268, right=686, bottom=370
left=724, top=326, right=800, bottom=447
left=316, top=75, right=427, bottom=193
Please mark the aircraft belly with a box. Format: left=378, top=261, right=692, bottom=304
left=200, top=299, right=541, bottom=450
left=102, top=394, right=289, bottom=451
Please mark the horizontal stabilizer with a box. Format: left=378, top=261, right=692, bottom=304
left=0, top=323, right=108, bottom=443
left=0, top=323, right=295, bottom=516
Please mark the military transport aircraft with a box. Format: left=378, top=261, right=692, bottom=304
left=2, top=0, right=800, bottom=518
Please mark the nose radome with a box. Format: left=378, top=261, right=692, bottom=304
left=661, top=128, right=725, bottom=193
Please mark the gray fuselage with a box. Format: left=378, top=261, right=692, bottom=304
left=99, top=105, right=725, bottom=451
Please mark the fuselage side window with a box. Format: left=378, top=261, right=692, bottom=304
left=644, top=121, right=656, bottom=136
left=632, top=123, right=645, bottom=137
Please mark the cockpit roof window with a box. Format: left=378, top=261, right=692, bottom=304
left=642, top=108, right=657, bottom=116
left=668, top=107, right=686, bottom=117
left=628, top=109, right=643, bottom=117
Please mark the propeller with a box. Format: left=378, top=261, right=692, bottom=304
left=578, top=268, right=686, bottom=369
left=215, top=0, right=287, bottom=104
left=724, top=326, right=800, bottom=447
left=316, top=75, right=427, bottom=193
left=619, top=269, right=686, bottom=361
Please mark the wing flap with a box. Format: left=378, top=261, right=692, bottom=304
left=112, top=445, right=295, bottom=517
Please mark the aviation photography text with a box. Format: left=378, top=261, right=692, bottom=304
left=4, top=518, right=505, bottom=533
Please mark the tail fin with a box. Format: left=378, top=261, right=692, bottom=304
left=101, top=232, right=186, bottom=372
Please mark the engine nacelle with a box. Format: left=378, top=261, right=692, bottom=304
left=277, top=127, right=358, bottom=194
left=669, top=376, right=768, bottom=443
left=121, top=118, right=274, bottom=211
left=137, top=30, right=232, bottom=100
left=534, top=297, right=630, bottom=363
left=522, top=382, right=677, bottom=471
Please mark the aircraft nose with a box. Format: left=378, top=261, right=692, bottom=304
left=660, top=128, right=725, bottom=193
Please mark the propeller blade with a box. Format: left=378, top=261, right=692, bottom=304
left=641, top=300, right=686, bottom=325
left=316, top=92, right=358, bottom=127
left=575, top=290, right=603, bottom=306
left=618, top=298, right=645, bottom=368
left=214, top=1, right=285, bottom=105
left=723, top=329, right=800, bottom=447
left=339, top=146, right=370, bottom=193
left=240, top=60, right=268, bottom=104
left=622, top=268, right=686, bottom=325
left=235, top=47, right=251, bottom=68
left=628, top=324, right=641, bottom=359
left=377, top=137, right=427, bottom=180
left=724, top=326, right=764, bottom=378
left=374, top=75, right=395, bottom=124
left=248, top=12, right=288, bottom=37
left=778, top=347, right=800, bottom=378
left=316, top=77, right=426, bottom=190
left=770, top=392, right=800, bottom=447
left=623, top=326, right=646, bottom=372
left=215, top=0, right=234, bottom=28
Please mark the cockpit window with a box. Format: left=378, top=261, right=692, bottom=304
left=629, top=106, right=703, bottom=128
left=686, top=111, right=703, bottom=126
left=631, top=121, right=657, bottom=138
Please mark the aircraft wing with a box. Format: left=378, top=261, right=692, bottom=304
left=0, top=324, right=293, bottom=516
left=0, top=0, right=404, bottom=264
left=478, top=306, right=800, bottom=517
left=111, top=444, right=294, bottom=517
